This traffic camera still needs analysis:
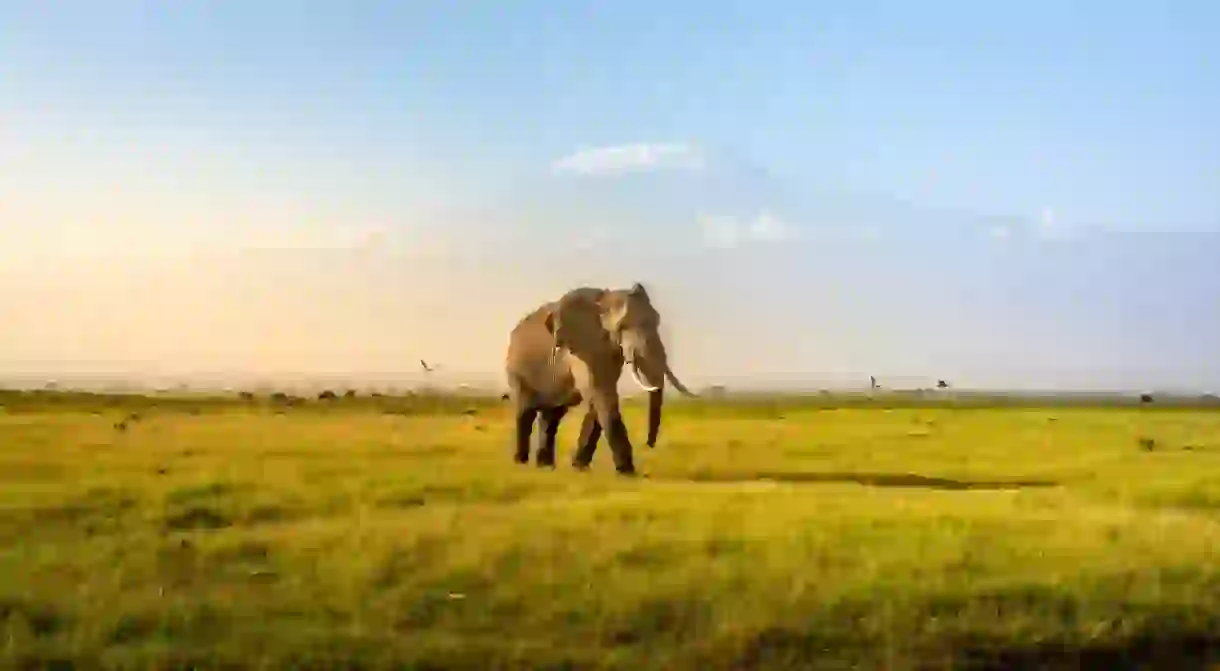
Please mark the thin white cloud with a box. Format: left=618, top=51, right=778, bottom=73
left=1033, top=205, right=1084, bottom=240
left=552, top=142, right=706, bottom=176
left=1039, top=206, right=1056, bottom=229
left=569, top=225, right=612, bottom=251
left=699, top=211, right=794, bottom=249
left=747, top=212, right=791, bottom=242
left=1035, top=206, right=1059, bottom=237
left=699, top=214, right=742, bottom=249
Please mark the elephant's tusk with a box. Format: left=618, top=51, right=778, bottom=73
left=629, top=362, right=661, bottom=392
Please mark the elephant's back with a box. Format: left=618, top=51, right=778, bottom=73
left=507, top=304, right=553, bottom=356
left=506, top=304, right=556, bottom=374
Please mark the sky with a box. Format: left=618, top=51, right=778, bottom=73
left=2, top=0, right=1219, bottom=391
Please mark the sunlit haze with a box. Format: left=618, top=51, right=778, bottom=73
left=3, top=1, right=1219, bottom=392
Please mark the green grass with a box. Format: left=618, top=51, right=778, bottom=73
left=3, top=391, right=1220, bottom=669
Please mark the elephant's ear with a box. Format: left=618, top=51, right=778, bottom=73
left=554, top=293, right=611, bottom=354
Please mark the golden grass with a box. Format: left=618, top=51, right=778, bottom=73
left=3, top=392, right=1220, bottom=669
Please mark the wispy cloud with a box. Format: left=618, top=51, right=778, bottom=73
left=699, top=214, right=741, bottom=249
left=552, top=142, right=706, bottom=176
left=1032, top=205, right=1084, bottom=240
left=1038, top=206, right=1057, bottom=233
left=568, top=225, right=613, bottom=251
left=698, top=211, right=794, bottom=249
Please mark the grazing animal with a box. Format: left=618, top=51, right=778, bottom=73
left=1140, top=393, right=1154, bottom=404
left=504, top=283, right=696, bottom=475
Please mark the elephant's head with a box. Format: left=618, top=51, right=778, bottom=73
left=546, top=283, right=695, bottom=448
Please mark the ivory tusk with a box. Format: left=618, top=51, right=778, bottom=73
left=629, top=362, right=661, bottom=392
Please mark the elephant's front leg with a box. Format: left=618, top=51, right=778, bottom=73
left=571, top=405, right=602, bottom=470
left=535, top=406, right=569, bottom=468
left=603, top=414, right=636, bottom=475
left=589, top=390, right=635, bottom=476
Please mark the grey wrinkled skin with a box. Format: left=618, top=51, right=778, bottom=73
left=503, top=283, right=697, bottom=475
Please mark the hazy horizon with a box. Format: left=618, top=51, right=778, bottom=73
left=3, top=2, right=1219, bottom=393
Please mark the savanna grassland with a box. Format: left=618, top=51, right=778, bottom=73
left=3, top=390, right=1220, bottom=670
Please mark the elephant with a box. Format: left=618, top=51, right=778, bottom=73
left=504, top=282, right=697, bottom=475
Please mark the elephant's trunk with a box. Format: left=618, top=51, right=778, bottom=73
left=627, top=352, right=666, bottom=447
left=646, top=387, right=663, bottom=448
left=626, top=333, right=696, bottom=447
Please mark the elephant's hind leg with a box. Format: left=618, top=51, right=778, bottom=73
left=536, top=406, right=569, bottom=468
left=572, top=407, right=602, bottom=470
left=514, top=404, right=539, bottom=465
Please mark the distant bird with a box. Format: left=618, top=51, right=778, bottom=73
left=420, top=360, right=437, bottom=373
left=870, top=375, right=877, bottom=390
left=936, top=380, right=950, bottom=389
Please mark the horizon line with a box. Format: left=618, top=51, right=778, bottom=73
left=0, top=371, right=1212, bottom=397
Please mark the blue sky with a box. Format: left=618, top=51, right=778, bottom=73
left=1, top=0, right=1218, bottom=390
